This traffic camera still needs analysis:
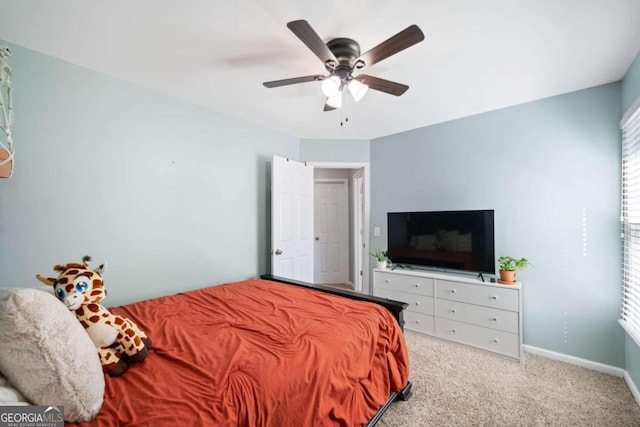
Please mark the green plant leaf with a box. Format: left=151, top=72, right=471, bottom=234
left=498, top=256, right=532, bottom=271
left=369, top=249, right=388, bottom=261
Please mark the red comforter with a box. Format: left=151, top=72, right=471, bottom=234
left=70, top=279, right=409, bottom=426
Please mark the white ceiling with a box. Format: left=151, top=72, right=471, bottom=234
left=1, top=0, right=639, bottom=140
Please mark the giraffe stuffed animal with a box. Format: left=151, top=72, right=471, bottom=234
left=37, top=256, right=152, bottom=377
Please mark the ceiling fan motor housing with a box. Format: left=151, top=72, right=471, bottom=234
left=325, top=38, right=362, bottom=73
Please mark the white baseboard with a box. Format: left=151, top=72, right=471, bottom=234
left=523, top=345, right=640, bottom=407
left=625, top=371, right=640, bottom=406
left=522, top=344, right=625, bottom=377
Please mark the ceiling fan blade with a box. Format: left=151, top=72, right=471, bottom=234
left=355, top=74, right=409, bottom=96
left=323, top=102, right=336, bottom=112
left=263, top=75, right=325, bottom=88
left=356, top=25, right=425, bottom=69
left=287, top=20, right=338, bottom=68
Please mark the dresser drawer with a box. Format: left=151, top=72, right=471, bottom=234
left=436, top=280, right=518, bottom=311
left=436, top=299, right=518, bottom=333
left=436, top=318, right=520, bottom=359
left=404, top=311, right=434, bottom=335
left=375, top=271, right=434, bottom=296
left=375, top=288, right=434, bottom=316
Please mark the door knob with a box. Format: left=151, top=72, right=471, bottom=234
left=275, top=249, right=283, bottom=255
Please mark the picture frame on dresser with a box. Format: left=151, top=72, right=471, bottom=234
left=373, top=268, right=523, bottom=362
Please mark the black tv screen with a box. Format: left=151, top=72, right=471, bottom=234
left=387, top=210, right=495, bottom=274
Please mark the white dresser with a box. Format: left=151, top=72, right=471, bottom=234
left=373, top=268, right=522, bottom=361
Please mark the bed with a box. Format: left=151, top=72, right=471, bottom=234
left=0, top=276, right=411, bottom=426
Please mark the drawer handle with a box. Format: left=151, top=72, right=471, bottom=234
left=415, top=301, right=421, bottom=306
left=451, top=329, right=457, bottom=333
left=414, top=283, right=420, bottom=288
left=491, top=317, right=498, bottom=322
left=450, top=289, right=457, bottom=294
left=492, top=339, right=499, bottom=343
left=490, top=296, right=498, bottom=300
left=415, top=320, right=420, bottom=324
left=385, top=279, right=389, bottom=283
left=451, top=309, right=457, bottom=314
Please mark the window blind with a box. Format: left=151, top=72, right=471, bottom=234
left=621, top=97, right=640, bottom=346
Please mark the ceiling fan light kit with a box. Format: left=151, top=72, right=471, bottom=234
left=326, top=92, right=343, bottom=109
left=263, top=20, right=425, bottom=111
left=321, top=75, right=341, bottom=98
left=348, top=79, right=368, bottom=102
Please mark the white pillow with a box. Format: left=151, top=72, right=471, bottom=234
left=0, top=288, right=104, bottom=422
left=0, top=374, right=29, bottom=405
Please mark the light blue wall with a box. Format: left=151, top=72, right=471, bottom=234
left=622, top=51, right=640, bottom=113
left=371, top=83, right=623, bottom=367
left=300, top=138, right=370, bottom=162
left=0, top=38, right=633, bottom=371
left=0, top=41, right=298, bottom=306
left=622, top=49, right=640, bottom=388
left=627, top=334, right=640, bottom=390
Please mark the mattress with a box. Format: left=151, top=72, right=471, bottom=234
left=69, top=279, right=409, bottom=426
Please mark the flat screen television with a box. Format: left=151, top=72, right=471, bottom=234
left=387, top=210, right=495, bottom=275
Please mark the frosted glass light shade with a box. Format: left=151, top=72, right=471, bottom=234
left=348, top=79, right=369, bottom=102
left=321, top=76, right=341, bottom=97
left=326, top=92, right=342, bottom=109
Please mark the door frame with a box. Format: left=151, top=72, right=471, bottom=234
left=313, top=178, right=349, bottom=285
left=353, top=170, right=364, bottom=292
left=308, top=162, right=370, bottom=294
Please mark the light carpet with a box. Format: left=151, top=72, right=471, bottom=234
left=379, top=331, right=640, bottom=426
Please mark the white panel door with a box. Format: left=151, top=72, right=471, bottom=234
left=314, top=181, right=348, bottom=284
left=271, top=155, right=314, bottom=282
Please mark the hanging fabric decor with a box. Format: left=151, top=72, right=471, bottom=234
left=0, top=45, right=14, bottom=178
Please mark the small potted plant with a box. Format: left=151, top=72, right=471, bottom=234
left=370, top=249, right=389, bottom=270
left=498, top=256, right=532, bottom=284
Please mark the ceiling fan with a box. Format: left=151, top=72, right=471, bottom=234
left=263, top=20, right=425, bottom=111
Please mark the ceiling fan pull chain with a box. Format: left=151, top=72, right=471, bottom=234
left=339, top=105, right=350, bottom=127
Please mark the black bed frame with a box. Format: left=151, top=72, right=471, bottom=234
left=261, top=274, right=413, bottom=427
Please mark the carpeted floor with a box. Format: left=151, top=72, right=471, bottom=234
left=378, top=331, right=640, bottom=426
